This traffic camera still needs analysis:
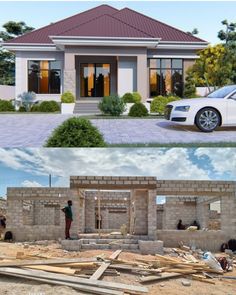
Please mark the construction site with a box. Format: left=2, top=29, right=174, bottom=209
left=0, top=175, right=236, bottom=294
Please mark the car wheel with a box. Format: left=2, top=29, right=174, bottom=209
left=195, top=108, right=220, bottom=132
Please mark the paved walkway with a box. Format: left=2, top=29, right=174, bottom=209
left=0, top=114, right=236, bottom=147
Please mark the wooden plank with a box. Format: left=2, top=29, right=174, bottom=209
left=109, top=250, right=122, bottom=260
left=140, top=272, right=183, bottom=283
left=0, top=271, right=123, bottom=295
left=0, top=257, right=97, bottom=267
left=90, top=250, right=122, bottom=280
left=192, top=275, right=215, bottom=284
left=24, top=265, right=76, bottom=275
left=56, top=262, right=97, bottom=268
left=0, top=267, right=148, bottom=294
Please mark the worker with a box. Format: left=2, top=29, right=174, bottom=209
left=177, top=219, right=185, bottom=230
left=61, top=200, right=73, bottom=239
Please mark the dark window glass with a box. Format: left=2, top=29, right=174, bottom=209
left=80, top=63, right=110, bottom=97
left=149, top=58, right=161, bottom=68
left=149, top=58, right=183, bottom=97
left=161, top=59, right=171, bottom=68
left=28, top=60, right=61, bottom=94
left=172, top=59, right=183, bottom=69
left=149, top=69, right=161, bottom=96
left=172, top=70, right=183, bottom=97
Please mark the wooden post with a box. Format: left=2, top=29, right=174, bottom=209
left=98, top=190, right=101, bottom=237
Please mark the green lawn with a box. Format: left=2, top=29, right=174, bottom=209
left=108, top=142, right=236, bottom=148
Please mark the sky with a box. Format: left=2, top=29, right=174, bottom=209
left=0, top=1, right=236, bottom=44
left=0, top=147, right=235, bottom=197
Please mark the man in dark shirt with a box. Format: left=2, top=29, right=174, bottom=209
left=61, top=200, right=73, bottom=239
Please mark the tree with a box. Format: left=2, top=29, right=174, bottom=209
left=0, top=21, right=34, bottom=85
left=190, top=44, right=232, bottom=89
left=218, top=20, right=236, bottom=44
left=183, top=68, right=196, bottom=98
left=218, top=19, right=236, bottom=83
left=187, top=28, right=199, bottom=36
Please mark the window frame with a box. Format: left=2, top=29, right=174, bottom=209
left=27, top=60, right=62, bottom=94
left=149, top=58, right=184, bottom=97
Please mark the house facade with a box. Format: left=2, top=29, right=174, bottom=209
left=3, top=5, right=208, bottom=102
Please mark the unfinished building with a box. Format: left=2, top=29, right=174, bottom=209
left=6, top=176, right=236, bottom=252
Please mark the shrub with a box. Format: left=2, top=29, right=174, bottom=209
left=17, top=91, right=36, bottom=111
left=128, top=103, right=148, bottom=117
left=122, top=92, right=134, bottom=103
left=45, top=117, right=106, bottom=147
left=122, top=92, right=142, bottom=103
left=99, top=95, right=125, bottom=116
left=30, top=104, right=40, bottom=112
left=184, top=69, right=197, bottom=98
left=38, top=101, right=60, bottom=112
left=132, top=92, right=142, bottom=103
left=150, top=95, right=181, bottom=114
left=18, top=106, right=27, bottom=112
left=61, top=91, right=75, bottom=103
left=0, top=99, right=15, bottom=112
left=150, top=96, right=168, bottom=114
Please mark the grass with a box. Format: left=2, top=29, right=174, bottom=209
left=80, top=114, right=163, bottom=119
left=108, top=142, right=236, bottom=148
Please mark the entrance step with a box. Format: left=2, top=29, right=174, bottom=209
left=61, top=234, right=151, bottom=252
left=73, top=101, right=101, bottom=115
left=80, top=243, right=139, bottom=251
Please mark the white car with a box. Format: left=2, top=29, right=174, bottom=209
left=164, top=85, right=236, bottom=132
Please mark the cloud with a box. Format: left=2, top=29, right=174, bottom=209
left=0, top=148, right=210, bottom=181
left=21, top=180, right=43, bottom=187
left=195, top=148, right=236, bottom=177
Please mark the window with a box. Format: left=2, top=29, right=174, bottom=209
left=28, top=60, right=61, bottom=94
left=149, top=58, right=183, bottom=97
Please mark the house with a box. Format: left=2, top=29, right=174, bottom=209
left=3, top=5, right=208, bottom=107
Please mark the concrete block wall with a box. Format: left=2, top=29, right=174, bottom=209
left=6, top=188, right=75, bottom=241
left=156, top=230, right=230, bottom=252
left=131, top=189, right=148, bottom=235
left=70, top=176, right=157, bottom=190
left=157, top=180, right=236, bottom=196
left=163, top=197, right=197, bottom=229
left=0, top=198, right=6, bottom=217
left=84, top=191, right=130, bottom=232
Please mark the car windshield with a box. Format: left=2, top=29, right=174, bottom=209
left=207, top=85, right=236, bottom=98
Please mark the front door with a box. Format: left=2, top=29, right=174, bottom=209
left=80, top=63, right=110, bottom=98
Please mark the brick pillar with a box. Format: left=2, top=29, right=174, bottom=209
left=137, top=53, right=148, bottom=101
left=69, top=189, right=80, bottom=237
left=64, top=52, right=76, bottom=97
left=221, top=194, right=236, bottom=236
left=196, top=201, right=209, bottom=229
left=148, top=189, right=157, bottom=239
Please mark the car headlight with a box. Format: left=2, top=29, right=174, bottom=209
left=174, top=105, right=190, bottom=112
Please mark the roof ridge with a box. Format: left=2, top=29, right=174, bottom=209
left=108, top=13, right=154, bottom=38
left=57, top=13, right=153, bottom=38
left=118, top=7, right=207, bottom=43
left=6, top=4, right=118, bottom=43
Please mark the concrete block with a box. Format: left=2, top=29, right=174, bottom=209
left=139, top=240, right=164, bottom=255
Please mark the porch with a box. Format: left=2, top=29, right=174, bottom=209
left=63, top=46, right=148, bottom=101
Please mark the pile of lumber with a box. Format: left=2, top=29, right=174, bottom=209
left=0, top=250, right=148, bottom=295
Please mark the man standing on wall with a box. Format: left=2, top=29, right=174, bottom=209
left=61, top=200, right=73, bottom=239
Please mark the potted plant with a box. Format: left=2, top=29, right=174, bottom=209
left=61, top=91, right=75, bottom=114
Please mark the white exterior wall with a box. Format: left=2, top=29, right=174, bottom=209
left=117, top=56, right=137, bottom=96
left=15, top=51, right=64, bottom=101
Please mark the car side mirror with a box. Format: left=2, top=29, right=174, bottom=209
left=229, top=94, right=236, bottom=100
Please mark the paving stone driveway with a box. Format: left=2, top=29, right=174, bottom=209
left=0, top=114, right=236, bottom=147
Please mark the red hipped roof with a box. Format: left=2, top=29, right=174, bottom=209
left=7, top=4, right=206, bottom=44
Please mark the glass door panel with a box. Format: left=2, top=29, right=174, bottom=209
left=80, top=64, right=95, bottom=97
left=80, top=63, right=110, bottom=97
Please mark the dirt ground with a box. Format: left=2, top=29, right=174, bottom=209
left=0, top=241, right=235, bottom=295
